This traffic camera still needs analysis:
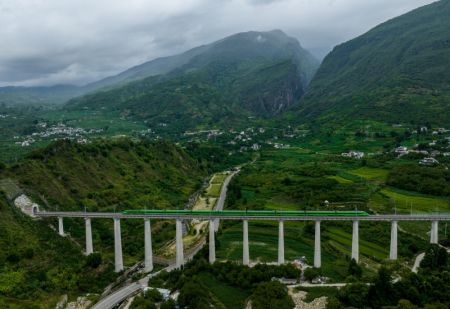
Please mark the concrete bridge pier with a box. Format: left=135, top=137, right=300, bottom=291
left=209, top=220, right=216, bottom=264
left=430, top=221, right=438, bottom=244
left=390, top=221, right=398, bottom=260
left=314, top=221, right=321, bottom=268
left=144, top=218, right=153, bottom=272
left=85, top=218, right=93, bottom=255
left=58, top=217, right=64, bottom=236
left=114, top=218, right=124, bottom=272
left=176, top=219, right=184, bottom=268
left=243, top=220, right=249, bottom=265
left=278, top=220, right=284, bottom=265
left=352, top=220, right=359, bottom=263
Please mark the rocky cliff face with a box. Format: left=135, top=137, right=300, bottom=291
left=247, top=64, right=303, bottom=116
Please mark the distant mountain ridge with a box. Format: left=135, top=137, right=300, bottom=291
left=84, top=44, right=212, bottom=91
left=0, top=30, right=318, bottom=108
left=89, top=30, right=318, bottom=91
left=0, top=84, right=82, bottom=106
left=294, top=0, right=450, bottom=125
left=66, top=30, right=319, bottom=130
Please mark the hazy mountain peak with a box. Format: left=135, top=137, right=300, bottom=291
left=89, top=29, right=319, bottom=91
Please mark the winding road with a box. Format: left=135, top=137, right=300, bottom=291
left=412, top=253, right=425, bottom=273
left=92, top=170, right=239, bottom=309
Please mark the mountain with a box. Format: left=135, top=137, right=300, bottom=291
left=85, top=45, right=211, bottom=91
left=66, top=30, right=319, bottom=130
left=0, top=30, right=318, bottom=110
left=0, top=138, right=205, bottom=306
left=3, top=139, right=204, bottom=210
left=89, top=30, right=318, bottom=91
left=0, top=85, right=83, bottom=107
left=294, top=0, right=450, bottom=125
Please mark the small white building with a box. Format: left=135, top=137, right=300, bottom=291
left=251, top=143, right=260, bottom=151
left=430, top=150, right=441, bottom=157
left=419, top=157, right=439, bottom=165
left=341, top=151, right=364, bottom=159
left=395, top=146, right=408, bottom=155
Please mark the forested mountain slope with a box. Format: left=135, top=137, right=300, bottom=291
left=0, top=139, right=205, bottom=307
left=67, top=30, right=319, bottom=131
left=294, top=0, right=450, bottom=125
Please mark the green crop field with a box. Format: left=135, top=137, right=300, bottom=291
left=216, top=221, right=359, bottom=281
left=378, top=188, right=450, bottom=213
left=295, top=286, right=339, bottom=302
left=349, top=167, right=389, bottom=181
left=324, top=227, right=389, bottom=261
left=208, top=183, right=223, bottom=197
left=328, top=175, right=353, bottom=184
left=217, top=221, right=305, bottom=263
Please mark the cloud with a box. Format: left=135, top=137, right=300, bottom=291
left=0, top=0, right=437, bottom=86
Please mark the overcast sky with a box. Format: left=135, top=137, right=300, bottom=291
left=0, top=0, right=437, bottom=87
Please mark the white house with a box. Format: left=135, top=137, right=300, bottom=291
left=419, top=157, right=439, bottom=165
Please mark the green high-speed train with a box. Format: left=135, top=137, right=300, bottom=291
left=122, top=209, right=369, bottom=217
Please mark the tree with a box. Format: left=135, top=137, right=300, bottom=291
left=160, top=299, right=176, bottom=309
left=251, top=281, right=294, bottom=309
left=144, top=288, right=163, bottom=303
left=347, top=259, right=362, bottom=278
left=178, top=281, right=210, bottom=309
left=368, top=267, right=397, bottom=308
left=303, top=267, right=320, bottom=282
left=86, top=253, right=102, bottom=268
left=396, top=299, right=419, bottom=309
left=338, top=283, right=369, bottom=308
left=421, top=245, right=449, bottom=270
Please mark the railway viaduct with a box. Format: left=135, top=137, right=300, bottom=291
left=36, top=210, right=450, bottom=272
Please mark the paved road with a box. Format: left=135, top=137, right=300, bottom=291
left=91, top=170, right=239, bottom=309
left=412, top=252, right=425, bottom=273
left=213, top=170, right=238, bottom=231
left=92, top=265, right=177, bottom=309
left=288, top=282, right=347, bottom=288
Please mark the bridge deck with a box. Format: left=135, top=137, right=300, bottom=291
left=35, top=211, right=450, bottom=221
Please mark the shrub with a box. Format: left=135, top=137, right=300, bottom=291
left=86, top=253, right=102, bottom=268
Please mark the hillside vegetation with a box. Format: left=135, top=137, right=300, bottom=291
left=0, top=139, right=206, bottom=306
left=91, top=30, right=318, bottom=92
left=0, top=195, right=116, bottom=308
left=0, top=85, right=83, bottom=107
left=3, top=139, right=204, bottom=210
left=67, top=31, right=319, bottom=131
left=295, top=0, right=450, bottom=125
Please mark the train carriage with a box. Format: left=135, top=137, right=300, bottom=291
left=122, top=209, right=369, bottom=217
